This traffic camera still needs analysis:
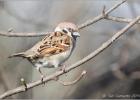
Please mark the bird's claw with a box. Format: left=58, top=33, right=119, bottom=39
left=60, top=66, right=67, bottom=73
left=41, top=75, right=46, bottom=85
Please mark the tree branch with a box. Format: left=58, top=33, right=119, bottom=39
left=56, top=70, right=87, bottom=86
left=105, top=15, right=140, bottom=24
left=0, top=13, right=139, bottom=99
left=0, top=0, right=126, bottom=37
left=78, top=0, right=126, bottom=30
left=0, top=31, right=52, bottom=37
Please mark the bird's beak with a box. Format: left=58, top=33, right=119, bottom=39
left=73, top=32, right=80, bottom=37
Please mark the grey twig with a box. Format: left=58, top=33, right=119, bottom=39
left=105, top=15, right=140, bottom=24
left=0, top=0, right=126, bottom=37
left=102, top=5, right=106, bottom=17
left=0, top=31, right=52, bottom=37
left=56, top=70, right=87, bottom=86
left=0, top=14, right=139, bottom=99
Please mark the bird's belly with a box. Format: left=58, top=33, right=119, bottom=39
left=53, top=51, right=71, bottom=63
left=35, top=50, right=71, bottom=68
left=49, top=50, right=71, bottom=66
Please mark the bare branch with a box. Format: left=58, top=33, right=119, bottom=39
left=105, top=15, right=140, bottom=24
left=78, top=0, right=126, bottom=30
left=0, top=14, right=139, bottom=99
left=102, top=5, right=106, bottom=17
left=56, top=70, right=86, bottom=86
left=0, top=0, right=126, bottom=37
left=0, top=31, right=52, bottom=37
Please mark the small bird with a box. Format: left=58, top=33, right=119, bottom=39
left=9, top=22, right=80, bottom=82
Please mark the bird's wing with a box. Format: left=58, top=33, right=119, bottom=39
left=9, top=32, right=72, bottom=59
left=35, top=31, right=72, bottom=57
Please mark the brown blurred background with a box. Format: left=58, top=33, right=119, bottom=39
left=0, top=0, right=140, bottom=99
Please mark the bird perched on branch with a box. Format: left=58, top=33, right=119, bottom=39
left=9, top=22, right=80, bottom=82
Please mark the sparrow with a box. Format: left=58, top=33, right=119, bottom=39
left=9, top=22, right=80, bottom=82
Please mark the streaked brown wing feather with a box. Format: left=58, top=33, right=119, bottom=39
left=39, top=46, right=64, bottom=57
left=37, top=32, right=71, bottom=57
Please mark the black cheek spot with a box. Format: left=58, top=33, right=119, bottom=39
left=62, top=29, right=68, bottom=33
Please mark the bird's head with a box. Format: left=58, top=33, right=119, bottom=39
left=54, top=22, right=80, bottom=39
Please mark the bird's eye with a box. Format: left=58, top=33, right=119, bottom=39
left=62, top=29, right=68, bottom=33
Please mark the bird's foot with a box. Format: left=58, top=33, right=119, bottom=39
left=59, top=64, right=67, bottom=73
left=41, top=74, right=46, bottom=85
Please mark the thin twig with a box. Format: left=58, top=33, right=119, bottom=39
left=105, top=15, right=140, bottom=24
left=78, top=0, right=126, bottom=30
left=0, top=32, right=52, bottom=37
left=102, top=5, right=106, bottom=17
left=0, top=0, right=126, bottom=37
left=57, top=70, right=86, bottom=86
left=0, top=15, right=139, bottom=99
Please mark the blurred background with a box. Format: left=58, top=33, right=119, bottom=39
left=0, top=0, right=140, bottom=99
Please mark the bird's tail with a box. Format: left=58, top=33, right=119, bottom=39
left=8, top=52, right=26, bottom=58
